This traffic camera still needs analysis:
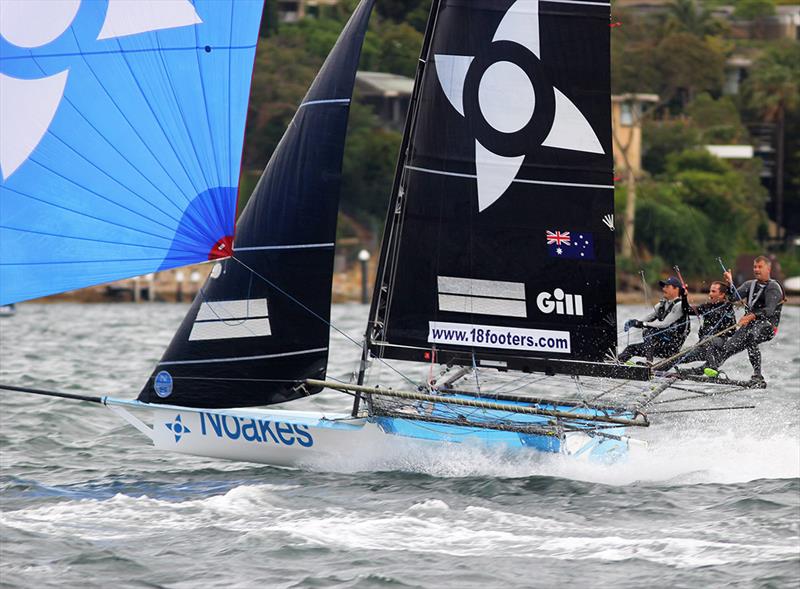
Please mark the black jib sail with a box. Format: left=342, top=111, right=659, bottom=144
left=139, top=0, right=376, bottom=408
left=367, top=0, right=638, bottom=378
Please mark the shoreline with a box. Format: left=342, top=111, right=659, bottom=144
left=16, top=290, right=800, bottom=306
left=10, top=263, right=800, bottom=306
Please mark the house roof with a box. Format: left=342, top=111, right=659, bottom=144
left=355, top=71, right=414, bottom=97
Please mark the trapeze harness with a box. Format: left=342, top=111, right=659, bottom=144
left=697, top=301, right=736, bottom=340
left=646, top=297, right=690, bottom=344
left=745, top=279, right=784, bottom=334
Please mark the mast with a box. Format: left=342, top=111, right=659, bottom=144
left=354, top=0, right=443, bottom=411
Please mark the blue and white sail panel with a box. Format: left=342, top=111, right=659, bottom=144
left=0, top=0, right=263, bottom=305
left=139, top=0, right=375, bottom=409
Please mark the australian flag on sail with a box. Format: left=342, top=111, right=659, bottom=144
left=546, top=230, right=595, bottom=260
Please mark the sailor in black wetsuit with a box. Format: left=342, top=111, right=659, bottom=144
left=662, top=280, right=736, bottom=370
left=703, top=256, right=784, bottom=383
left=618, top=276, right=690, bottom=363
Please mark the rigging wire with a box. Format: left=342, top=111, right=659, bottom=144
left=230, top=255, right=420, bottom=388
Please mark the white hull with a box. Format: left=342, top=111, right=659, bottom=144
left=106, top=399, right=635, bottom=468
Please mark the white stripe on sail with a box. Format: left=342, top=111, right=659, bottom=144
left=437, top=276, right=527, bottom=318
left=189, top=318, right=271, bottom=341
left=438, top=276, right=525, bottom=299
left=158, top=348, right=328, bottom=366
left=298, top=98, right=351, bottom=108
left=438, top=294, right=527, bottom=317
left=405, top=165, right=614, bottom=190
left=234, top=243, right=334, bottom=252
left=545, top=0, right=610, bottom=5
left=195, top=298, right=267, bottom=321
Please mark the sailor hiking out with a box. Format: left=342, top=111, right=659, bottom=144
left=699, top=256, right=784, bottom=383
left=619, top=276, right=691, bottom=363
left=659, top=281, right=736, bottom=370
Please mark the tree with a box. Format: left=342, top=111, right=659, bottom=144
left=373, top=22, right=423, bottom=77
left=654, top=33, right=726, bottom=109
left=733, top=0, right=776, bottom=21
left=340, top=103, right=402, bottom=223
left=632, top=149, right=768, bottom=276
left=664, top=0, right=725, bottom=36
left=745, top=42, right=800, bottom=238
left=686, top=93, right=749, bottom=144
left=643, top=121, right=702, bottom=176
left=375, top=0, right=431, bottom=32
left=666, top=150, right=766, bottom=252
left=634, top=182, right=714, bottom=275
left=244, top=37, right=322, bottom=168
left=611, top=9, right=661, bottom=95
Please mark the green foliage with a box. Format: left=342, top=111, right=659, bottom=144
left=238, top=5, right=425, bottom=221
left=776, top=251, right=800, bottom=277
left=340, top=103, right=402, bottom=223
left=243, top=36, right=322, bottom=168
left=783, top=105, right=800, bottom=233
left=629, top=149, right=768, bottom=276
left=642, top=121, right=702, bottom=176
left=664, top=0, right=726, bottom=36
left=260, top=0, right=280, bottom=37
left=744, top=41, right=800, bottom=121
left=377, top=0, right=431, bottom=32
left=610, top=9, right=661, bottom=95
left=686, top=93, right=749, bottom=143
left=371, top=22, right=424, bottom=77
left=664, top=148, right=730, bottom=175
left=634, top=181, right=716, bottom=275
left=733, top=0, right=776, bottom=20
left=655, top=33, right=726, bottom=107
left=616, top=252, right=668, bottom=289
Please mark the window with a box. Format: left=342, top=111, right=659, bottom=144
left=620, top=102, right=634, bottom=126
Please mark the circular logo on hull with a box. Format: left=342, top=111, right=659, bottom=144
left=154, top=370, right=173, bottom=398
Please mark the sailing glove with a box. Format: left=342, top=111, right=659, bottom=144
left=624, top=319, right=643, bottom=331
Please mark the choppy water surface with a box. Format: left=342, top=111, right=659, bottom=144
left=1, top=303, right=798, bottom=588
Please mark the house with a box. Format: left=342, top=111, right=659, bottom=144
left=611, top=93, right=659, bottom=175
left=277, top=0, right=339, bottom=22
left=355, top=71, right=414, bottom=129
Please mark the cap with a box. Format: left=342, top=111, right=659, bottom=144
left=659, top=276, right=682, bottom=288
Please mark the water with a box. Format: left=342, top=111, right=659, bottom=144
left=1, top=303, right=798, bottom=588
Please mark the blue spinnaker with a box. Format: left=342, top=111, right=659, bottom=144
left=0, top=0, right=263, bottom=304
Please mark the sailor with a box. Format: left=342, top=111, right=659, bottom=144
left=661, top=281, right=736, bottom=370
left=702, top=256, right=784, bottom=383
left=618, top=276, right=690, bottom=363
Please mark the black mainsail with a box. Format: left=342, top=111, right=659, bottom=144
left=366, top=0, right=643, bottom=378
left=139, top=0, right=376, bottom=408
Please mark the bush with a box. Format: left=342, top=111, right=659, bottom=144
left=634, top=181, right=716, bottom=275
left=686, top=93, right=749, bottom=144
left=643, top=121, right=702, bottom=176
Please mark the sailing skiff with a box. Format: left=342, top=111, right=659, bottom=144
left=0, top=0, right=759, bottom=468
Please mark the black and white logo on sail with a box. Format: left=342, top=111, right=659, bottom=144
left=433, top=0, right=605, bottom=212
left=189, top=298, right=271, bottom=341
